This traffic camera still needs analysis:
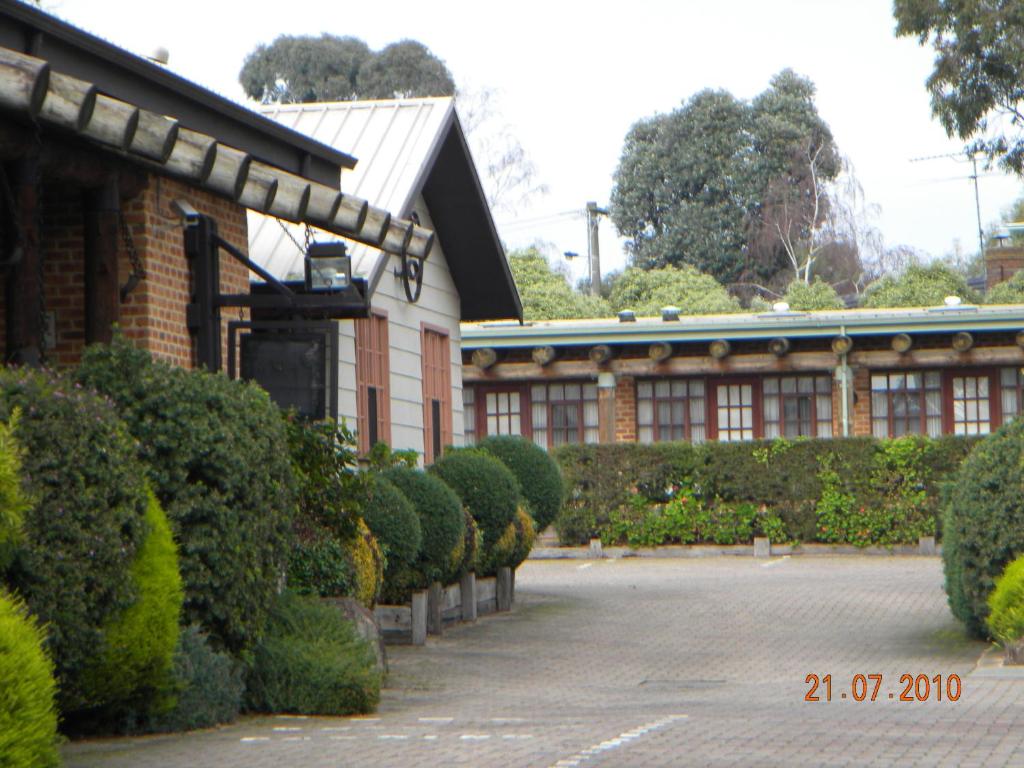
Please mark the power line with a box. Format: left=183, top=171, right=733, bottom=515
left=908, top=149, right=987, bottom=257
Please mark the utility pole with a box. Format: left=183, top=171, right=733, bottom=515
left=586, top=201, right=609, bottom=297
left=969, top=153, right=985, bottom=260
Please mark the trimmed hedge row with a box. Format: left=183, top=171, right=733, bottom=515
left=554, top=436, right=976, bottom=546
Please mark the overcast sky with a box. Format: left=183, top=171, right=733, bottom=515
left=47, top=0, right=1024, bottom=285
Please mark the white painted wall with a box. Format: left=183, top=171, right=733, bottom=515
left=334, top=196, right=464, bottom=462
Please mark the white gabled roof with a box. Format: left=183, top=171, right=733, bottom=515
left=248, top=97, right=456, bottom=280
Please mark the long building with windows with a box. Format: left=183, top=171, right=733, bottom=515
left=460, top=300, right=1024, bottom=448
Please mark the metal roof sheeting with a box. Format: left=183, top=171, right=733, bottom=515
left=249, top=98, right=455, bottom=279
left=461, top=304, right=1024, bottom=348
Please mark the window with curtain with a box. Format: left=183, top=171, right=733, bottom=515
left=421, top=327, right=452, bottom=464
left=636, top=379, right=706, bottom=443
left=531, top=382, right=599, bottom=449
left=870, top=371, right=941, bottom=438
left=950, top=374, right=991, bottom=435
left=1001, top=367, right=1024, bottom=424
left=463, top=386, right=476, bottom=445
left=715, top=382, right=755, bottom=442
left=354, top=312, right=390, bottom=454
left=763, top=375, right=832, bottom=438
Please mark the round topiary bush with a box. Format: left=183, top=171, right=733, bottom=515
left=942, top=418, right=1024, bottom=637
left=429, top=449, right=519, bottom=552
left=0, top=367, right=148, bottom=712
left=382, top=466, right=465, bottom=589
left=0, top=589, right=59, bottom=768
left=458, top=509, right=481, bottom=577
left=508, top=506, right=537, bottom=570
left=80, top=489, right=183, bottom=722
left=359, top=474, right=422, bottom=576
left=477, top=436, right=564, bottom=532
left=987, top=555, right=1024, bottom=662
left=76, top=337, right=296, bottom=656
left=479, top=521, right=517, bottom=577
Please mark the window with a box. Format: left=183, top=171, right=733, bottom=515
left=485, top=390, right=524, bottom=437
left=531, top=382, right=599, bottom=449
left=636, top=379, right=706, bottom=443
left=355, top=313, right=389, bottom=454
left=871, top=371, right=941, bottom=438
left=763, top=375, right=833, bottom=439
left=421, top=327, right=452, bottom=464
left=714, top=382, right=756, bottom=442
left=463, top=386, right=476, bottom=445
left=1000, top=368, right=1024, bottom=423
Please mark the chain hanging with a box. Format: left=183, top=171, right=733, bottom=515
left=119, top=211, right=146, bottom=302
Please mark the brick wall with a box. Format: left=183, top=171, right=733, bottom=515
left=0, top=172, right=249, bottom=370
left=614, top=375, right=636, bottom=443
left=985, top=246, right=1024, bottom=290
left=850, top=366, right=872, bottom=437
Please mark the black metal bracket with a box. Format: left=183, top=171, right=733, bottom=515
left=184, top=212, right=368, bottom=372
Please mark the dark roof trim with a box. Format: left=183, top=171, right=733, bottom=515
left=368, top=105, right=522, bottom=321
left=0, top=0, right=355, bottom=187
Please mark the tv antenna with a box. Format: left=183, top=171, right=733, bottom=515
left=909, top=149, right=987, bottom=258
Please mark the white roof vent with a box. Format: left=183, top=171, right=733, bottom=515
left=661, top=306, right=681, bottom=322
left=944, top=295, right=961, bottom=307
left=618, top=309, right=636, bottom=323
left=148, top=46, right=170, bottom=65
left=772, top=301, right=791, bottom=313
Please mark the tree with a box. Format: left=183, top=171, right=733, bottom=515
left=986, top=270, right=1024, bottom=304
left=606, top=265, right=740, bottom=316
left=508, top=247, right=610, bottom=321
left=240, top=35, right=454, bottom=104
left=611, top=71, right=839, bottom=286
left=860, top=262, right=980, bottom=308
left=894, top=2, right=1024, bottom=174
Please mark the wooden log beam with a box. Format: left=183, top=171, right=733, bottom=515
left=709, top=339, right=731, bottom=359
left=81, top=93, right=139, bottom=151
left=5, top=155, right=43, bottom=365
left=891, top=333, right=913, bottom=354
left=0, top=48, right=49, bottom=119
left=205, top=143, right=250, bottom=201
left=83, top=176, right=120, bottom=344
left=163, top=127, right=216, bottom=183
left=531, top=345, right=556, bottom=366
left=238, top=162, right=278, bottom=212
left=589, top=344, right=614, bottom=365
left=129, top=110, right=179, bottom=164
left=952, top=331, right=974, bottom=352
left=304, top=184, right=342, bottom=229
left=356, top=205, right=391, bottom=247
left=261, top=163, right=311, bottom=222
left=768, top=337, right=790, bottom=357
left=39, top=71, right=95, bottom=132
left=334, top=194, right=369, bottom=233
left=471, top=347, right=498, bottom=370
left=408, top=224, right=434, bottom=260
left=649, top=341, right=672, bottom=363
left=382, top=218, right=413, bottom=255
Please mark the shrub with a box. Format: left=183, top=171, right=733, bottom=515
left=359, top=474, right=422, bottom=575
left=0, top=411, right=28, bottom=572
left=0, top=590, right=59, bottom=768
left=346, top=519, right=383, bottom=608
left=943, top=419, right=1024, bottom=636
left=479, top=522, right=517, bottom=577
left=287, top=527, right=354, bottom=599
left=0, top=367, right=148, bottom=712
left=79, top=490, right=183, bottom=723
left=245, top=592, right=381, bottom=715
left=77, top=337, right=296, bottom=655
left=507, top=507, right=537, bottom=570
left=429, top=449, right=519, bottom=550
left=139, top=625, right=244, bottom=733
left=987, top=556, right=1024, bottom=651
left=477, top=436, right=564, bottom=532
left=458, top=509, right=482, bottom=577
left=383, top=466, right=465, bottom=589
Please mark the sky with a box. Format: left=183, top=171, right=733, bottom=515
left=45, top=0, right=1024, bottom=287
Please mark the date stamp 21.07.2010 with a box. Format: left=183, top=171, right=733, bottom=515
left=804, top=673, right=961, bottom=703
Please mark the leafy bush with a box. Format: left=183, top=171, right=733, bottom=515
left=554, top=437, right=975, bottom=546
left=429, top=449, right=519, bottom=551
left=76, top=337, right=296, bottom=655
left=0, top=367, right=148, bottom=712
left=782, top=277, right=844, bottom=310
left=359, top=474, right=421, bottom=575
left=861, top=262, right=980, bottom=308
left=287, top=528, right=354, bottom=599
left=346, top=519, right=383, bottom=608
left=943, top=419, right=1024, bottom=636
left=79, top=490, right=183, bottom=722
left=458, top=509, right=482, bottom=577
left=987, top=556, right=1024, bottom=649
left=139, top=625, right=244, bottom=733
left=0, top=590, right=59, bottom=768
left=245, top=592, right=381, bottom=715
left=507, top=507, right=537, bottom=570
left=0, top=411, right=28, bottom=571
left=383, top=467, right=465, bottom=590
left=477, top=435, right=564, bottom=531
left=479, top=522, right=517, bottom=577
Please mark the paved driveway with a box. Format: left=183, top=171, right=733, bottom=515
left=64, top=557, right=1024, bottom=767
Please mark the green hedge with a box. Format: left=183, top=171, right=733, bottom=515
left=77, top=338, right=296, bottom=656
left=79, top=490, right=183, bottom=724
left=382, top=467, right=465, bottom=593
left=477, top=436, right=564, bottom=532
left=360, top=474, right=422, bottom=577
left=943, top=419, right=1024, bottom=637
left=987, top=555, right=1024, bottom=647
left=0, top=589, right=59, bottom=768
left=0, top=411, right=28, bottom=571
left=245, top=592, right=380, bottom=716
left=0, top=367, right=148, bottom=712
left=554, top=436, right=976, bottom=546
